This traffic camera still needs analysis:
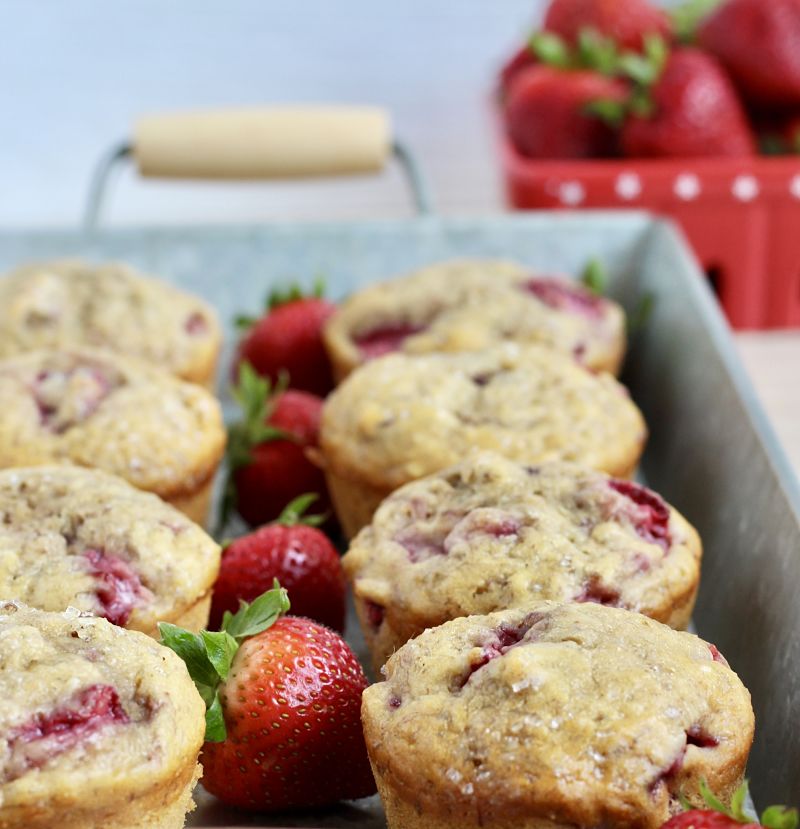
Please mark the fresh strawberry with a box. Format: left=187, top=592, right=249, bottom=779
left=544, top=0, right=671, bottom=52
left=160, top=585, right=376, bottom=811
left=234, top=281, right=336, bottom=397
left=506, top=64, right=627, bottom=158
left=618, top=48, right=756, bottom=157
left=698, top=0, right=800, bottom=108
left=499, top=43, right=538, bottom=95
left=660, top=779, right=797, bottom=829
left=210, top=494, right=345, bottom=632
left=221, top=363, right=330, bottom=530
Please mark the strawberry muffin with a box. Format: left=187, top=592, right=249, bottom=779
left=0, top=602, right=205, bottom=829
left=362, top=602, right=754, bottom=829
left=0, top=467, right=221, bottom=636
left=323, top=259, right=626, bottom=380
left=0, top=259, right=221, bottom=387
left=0, top=348, right=225, bottom=525
left=320, top=343, right=646, bottom=537
left=344, top=453, right=701, bottom=671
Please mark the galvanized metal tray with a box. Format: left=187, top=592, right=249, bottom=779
left=1, top=211, right=797, bottom=821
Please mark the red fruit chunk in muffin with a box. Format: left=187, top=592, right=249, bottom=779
left=355, top=323, right=426, bottom=360
left=33, top=364, right=117, bottom=433
left=525, top=277, right=606, bottom=319
left=609, top=479, right=671, bottom=549
left=84, top=549, right=150, bottom=627
left=6, top=685, right=129, bottom=780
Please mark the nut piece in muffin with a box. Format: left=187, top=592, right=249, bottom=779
left=0, top=259, right=221, bottom=388
left=320, top=343, right=646, bottom=537
left=323, top=259, right=626, bottom=380
left=0, top=466, right=221, bottom=636
left=0, top=602, right=205, bottom=829
left=362, top=602, right=754, bottom=829
left=344, top=453, right=701, bottom=671
left=0, top=347, right=225, bottom=525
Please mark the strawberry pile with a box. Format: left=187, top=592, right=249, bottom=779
left=500, top=0, right=800, bottom=159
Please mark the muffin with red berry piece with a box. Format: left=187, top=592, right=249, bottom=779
left=0, top=259, right=220, bottom=388
left=322, top=259, right=626, bottom=382
left=0, top=466, right=220, bottom=636
left=344, top=452, right=700, bottom=671
left=221, top=363, right=330, bottom=529
left=0, top=601, right=205, bottom=829
left=362, top=602, right=754, bottom=829
left=0, top=347, right=225, bottom=525
left=320, top=343, right=646, bottom=537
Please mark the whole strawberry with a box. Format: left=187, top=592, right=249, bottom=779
left=506, top=64, right=627, bottom=158
left=160, top=585, right=376, bottom=811
left=660, top=779, right=796, bottom=829
left=619, top=48, right=755, bottom=158
left=699, top=0, right=800, bottom=108
left=544, top=0, right=671, bottom=52
left=222, top=363, right=330, bottom=529
left=210, top=494, right=345, bottom=632
left=235, top=281, right=336, bottom=397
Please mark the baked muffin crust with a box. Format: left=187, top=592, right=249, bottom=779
left=362, top=603, right=754, bottom=829
left=0, top=467, right=221, bottom=636
left=323, top=259, right=626, bottom=379
left=321, top=344, right=646, bottom=535
left=344, top=454, right=701, bottom=670
left=0, top=347, right=225, bottom=520
left=0, top=259, right=220, bottom=387
left=0, top=602, right=205, bottom=829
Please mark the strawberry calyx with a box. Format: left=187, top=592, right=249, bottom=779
left=159, top=582, right=290, bottom=742
left=275, top=493, right=327, bottom=528
left=219, top=362, right=294, bottom=531
left=267, top=276, right=325, bottom=311
left=531, top=28, right=625, bottom=76
left=232, top=278, right=326, bottom=333
left=677, top=779, right=798, bottom=829
left=581, top=258, right=607, bottom=296
left=585, top=34, right=670, bottom=124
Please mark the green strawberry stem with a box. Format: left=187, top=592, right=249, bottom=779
left=276, top=493, right=327, bottom=528
left=267, top=275, right=326, bottom=311
left=159, top=582, right=291, bottom=742
left=681, top=779, right=799, bottom=829
left=670, top=0, right=724, bottom=44
left=217, top=362, right=294, bottom=533
left=581, top=258, right=607, bottom=295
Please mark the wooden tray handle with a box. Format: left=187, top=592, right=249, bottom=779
left=132, top=106, right=392, bottom=179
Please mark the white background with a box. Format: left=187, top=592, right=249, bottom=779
left=1, top=0, right=546, bottom=228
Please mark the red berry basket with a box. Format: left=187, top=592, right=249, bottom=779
left=501, top=134, right=800, bottom=329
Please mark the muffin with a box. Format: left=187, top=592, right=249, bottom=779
left=0, top=259, right=221, bottom=388
left=0, top=347, right=225, bottom=525
left=362, top=602, right=754, bottom=829
left=0, top=601, right=205, bottom=829
left=323, top=259, right=626, bottom=380
left=344, top=453, right=701, bottom=671
left=320, top=343, right=646, bottom=537
left=0, top=466, right=221, bottom=636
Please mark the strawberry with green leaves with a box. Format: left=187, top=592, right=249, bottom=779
left=210, top=493, right=345, bottom=632
left=235, top=280, right=336, bottom=397
left=587, top=38, right=755, bottom=158
left=160, top=584, right=376, bottom=811
left=662, top=780, right=797, bottom=829
left=222, top=362, right=330, bottom=530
